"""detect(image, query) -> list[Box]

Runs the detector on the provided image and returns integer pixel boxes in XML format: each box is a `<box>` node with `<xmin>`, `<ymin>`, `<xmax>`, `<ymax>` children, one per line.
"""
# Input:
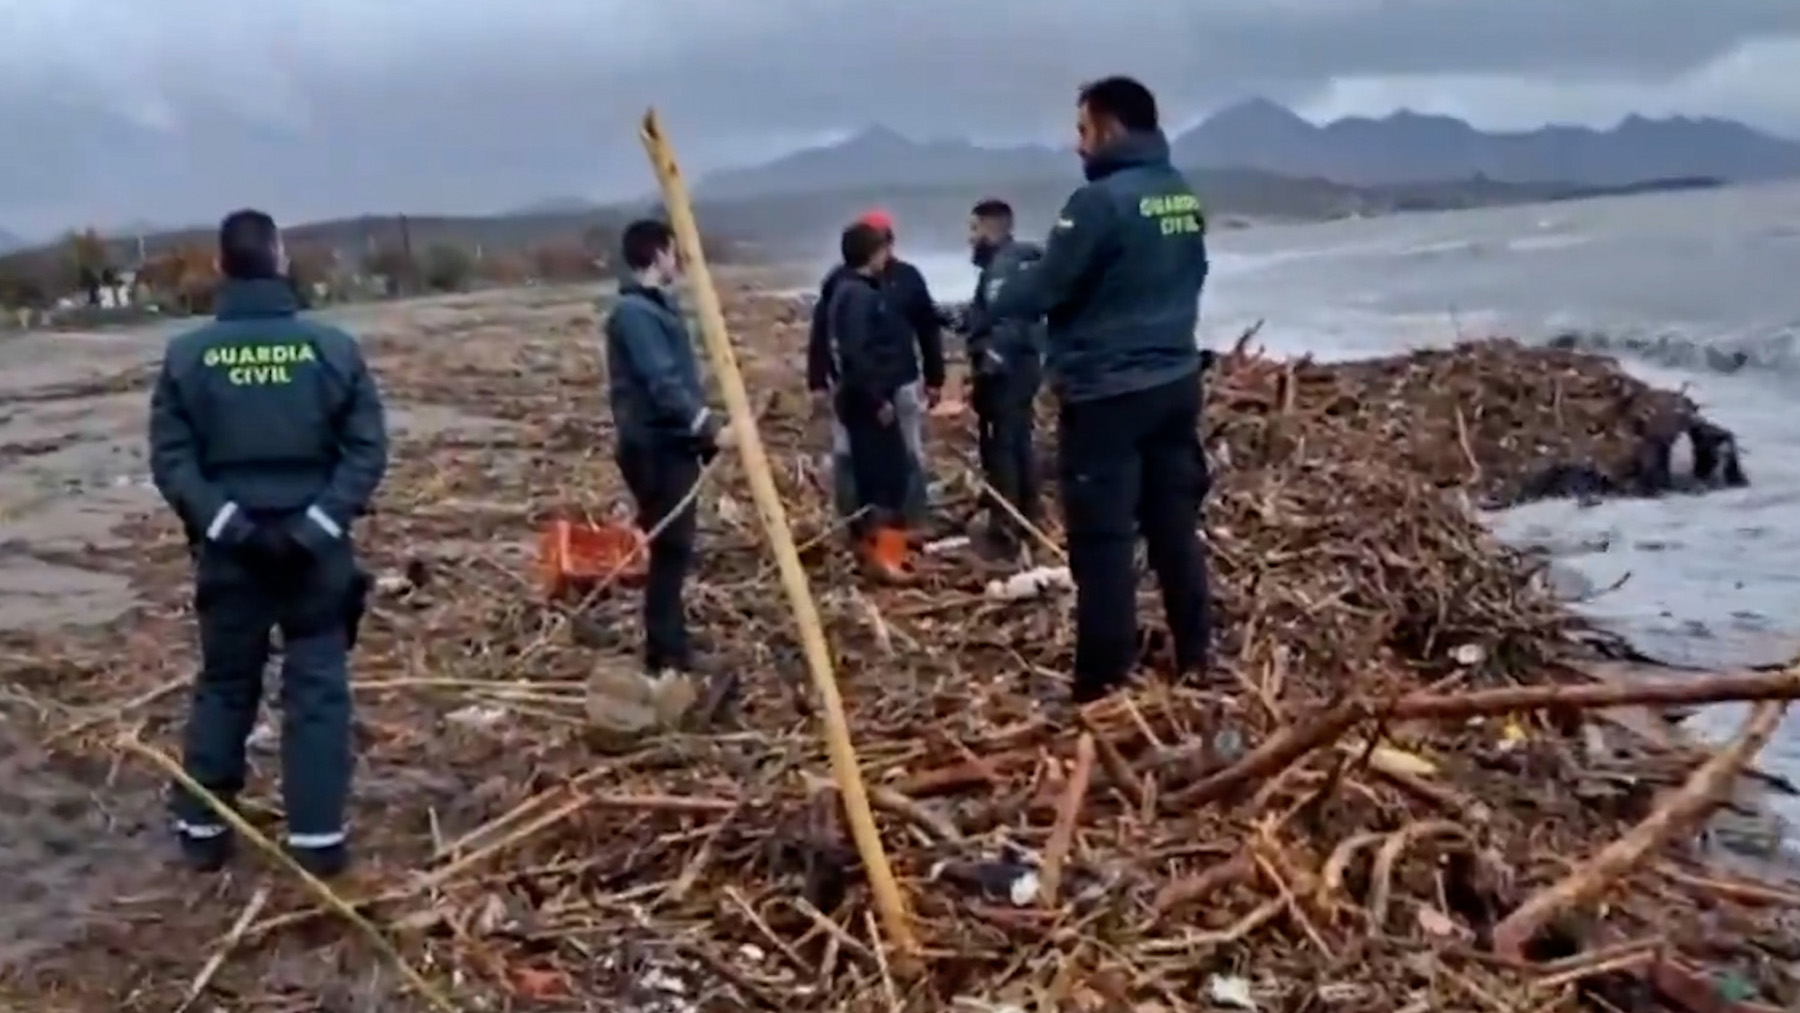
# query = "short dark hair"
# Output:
<box><xmin>971</xmin><ymin>198</ymin><xmax>1013</xmax><ymax>224</ymax></box>
<box><xmin>218</xmin><ymin>209</ymin><xmax>281</xmax><ymax>279</ymax></box>
<box><xmin>840</xmin><ymin>222</ymin><xmax>888</xmax><ymax>269</ymax></box>
<box><xmin>1078</xmin><ymin>76</ymin><xmax>1159</xmax><ymax>133</ymax></box>
<box><xmin>620</xmin><ymin>219</ymin><xmax>675</xmax><ymax>272</ymax></box>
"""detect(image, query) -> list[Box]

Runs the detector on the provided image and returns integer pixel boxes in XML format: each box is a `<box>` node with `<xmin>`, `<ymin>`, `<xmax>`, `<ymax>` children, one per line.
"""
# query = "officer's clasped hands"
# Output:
<box><xmin>244</xmin><ymin>521</ymin><xmax>307</xmax><ymax>570</ymax></box>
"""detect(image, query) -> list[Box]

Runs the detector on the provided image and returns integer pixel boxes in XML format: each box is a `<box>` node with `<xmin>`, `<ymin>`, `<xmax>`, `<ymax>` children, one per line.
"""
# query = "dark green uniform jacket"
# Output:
<box><xmin>987</xmin><ymin>131</ymin><xmax>1209</xmax><ymax>402</ymax></box>
<box><xmin>965</xmin><ymin>237</ymin><xmax>1046</xmax><ymax>373</ymax></box>
<box><xmin>148</xmin><ymin>279</ymin><xmax>388</xmax><ymax>552</ymax></box>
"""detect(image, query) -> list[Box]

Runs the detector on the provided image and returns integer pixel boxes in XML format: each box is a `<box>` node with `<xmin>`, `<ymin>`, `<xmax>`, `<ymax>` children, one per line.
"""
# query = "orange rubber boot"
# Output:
<box><xmin>863</xmin><ymin>526</ymin><xmax>914</xmax><ymax>584</ymax></box>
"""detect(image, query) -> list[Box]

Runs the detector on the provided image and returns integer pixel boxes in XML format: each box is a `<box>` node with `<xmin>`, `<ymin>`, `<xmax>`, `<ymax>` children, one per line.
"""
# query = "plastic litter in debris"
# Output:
<box><xmin>984</xmin><ymin>564</ymin><xmax>1073</xmax><ymax>601</ymax></box>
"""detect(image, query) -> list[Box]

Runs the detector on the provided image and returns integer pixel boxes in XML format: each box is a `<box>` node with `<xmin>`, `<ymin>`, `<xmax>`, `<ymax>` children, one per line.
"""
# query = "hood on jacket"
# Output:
<box><xmin>1082</xmin><ymin>130</ymin><xmax>1172</xmax><ymax>182</ymax></box>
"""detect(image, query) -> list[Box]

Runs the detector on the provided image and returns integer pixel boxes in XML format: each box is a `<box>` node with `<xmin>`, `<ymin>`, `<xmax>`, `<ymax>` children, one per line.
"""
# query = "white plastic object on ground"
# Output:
<box><xmin>984</xmin><ymin>565</ymin><xmax>1073</xmax><ymax>601</ymax></box>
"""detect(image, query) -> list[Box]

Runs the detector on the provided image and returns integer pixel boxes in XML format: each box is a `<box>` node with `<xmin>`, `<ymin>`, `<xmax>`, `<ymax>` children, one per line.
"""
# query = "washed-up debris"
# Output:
<box><xmin>1306</xmin><ymin>337</ymin><xmax>1747</xmax><ymax>505</ymax></box>
<box><xmin>2</xmin><ymin>282</ymin><xmax>1796</xmax><ymax>1013</ymax></box>
<box><xmin>983</xmin><ymin>564</ymin><xmax>1072</xmax><ymax>601</ymax></box>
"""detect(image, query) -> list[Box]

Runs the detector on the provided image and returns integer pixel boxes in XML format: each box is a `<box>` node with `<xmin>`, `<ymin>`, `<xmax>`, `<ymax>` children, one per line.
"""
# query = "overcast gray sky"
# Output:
<box><xmin>3</xmin><ymin>0</ymin><xmax>1799</xmax><ymax>237</ymax></box>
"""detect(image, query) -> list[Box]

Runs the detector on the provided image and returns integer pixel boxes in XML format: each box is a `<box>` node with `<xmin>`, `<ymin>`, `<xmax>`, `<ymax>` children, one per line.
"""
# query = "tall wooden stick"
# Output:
<box><xmin>636</xmin><ymin>108</ymin><xmax>915</xmax><ymax>955</ymax></box>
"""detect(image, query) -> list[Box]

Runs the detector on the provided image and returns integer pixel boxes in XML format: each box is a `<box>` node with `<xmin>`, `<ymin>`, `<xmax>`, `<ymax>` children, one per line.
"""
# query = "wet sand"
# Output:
<box><xmin>0</xmin><ymin>324</ymin><xmax>181</xmax><ymax>980</ymax></box>
<box><xmin>0</xmin><ymin>290</ymin><xmax>551</xmax><ymax>988</ymax></box>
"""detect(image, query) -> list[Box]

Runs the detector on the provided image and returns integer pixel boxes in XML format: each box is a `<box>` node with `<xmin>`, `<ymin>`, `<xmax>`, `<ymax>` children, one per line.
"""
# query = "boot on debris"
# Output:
<box><xmin>585</xmin><ymin>664</ymin><xmax>691</xmax><ymax>744</ymax></box>
<box><xmin>975</xmin><ymin>521</ymin><xmax>1021</xmax><ymax>562</ymax></box>
<box><xmin>585</xmin><ymin>658</ymin><xmax>744</xmax><ymax>745</ymax></box>
<box><xmin>859</xmin><ymin>526</ymin><xmax>915</xmax><ymax>584</ymax></box>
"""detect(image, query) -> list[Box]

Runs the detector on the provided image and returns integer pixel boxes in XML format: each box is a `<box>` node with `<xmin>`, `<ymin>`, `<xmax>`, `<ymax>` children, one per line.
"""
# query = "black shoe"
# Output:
<box><xmin>177</xmin><ymin>829</ymin><xmax>235</xmax><ymax>872</ymax></box>
<box><xmin>288</xmin><ymin>842</ymin><xmax>351</xmax><ymax>879</ymax></box>
<box><xmin>1070</xmin><ymin>678</ymin><xmax>1121</xmax><ymax>705</ymax></box>
<box><xmin>975</xmin><ymin>524</ymin><xmax>1020</xmax><ymax>562</ymax></box>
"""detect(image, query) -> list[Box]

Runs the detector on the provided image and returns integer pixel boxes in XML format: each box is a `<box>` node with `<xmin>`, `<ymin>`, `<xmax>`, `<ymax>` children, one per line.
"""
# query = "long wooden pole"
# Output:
<box><xmin>636</xmin><ymin>108</ymin><xmax>916</xmax><ymax>955</ymax></box>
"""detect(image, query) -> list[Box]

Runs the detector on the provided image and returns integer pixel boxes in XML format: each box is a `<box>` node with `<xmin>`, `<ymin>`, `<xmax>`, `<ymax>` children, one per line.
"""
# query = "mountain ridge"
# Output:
<box><xmin>700</xmin><ymin>99</ymin><xmax>1800</xmax><ymax>199</ymax></box>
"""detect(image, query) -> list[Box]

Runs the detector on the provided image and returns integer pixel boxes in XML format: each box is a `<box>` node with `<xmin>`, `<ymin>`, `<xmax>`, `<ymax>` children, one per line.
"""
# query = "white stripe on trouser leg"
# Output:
<box><xmin>305</xmin><ymin>504</ymin><xmax>343</xmax><ymax>539</ymax></box>
<box><xmin>177</xmin><ymin>820</ymin><xmax>228</xmax><ymax>839</ymax></box>
<box><xmin>204</xmin><ymin>502</ymin><xmax>240</xmax><ymax>541</ymax></box>
<box><xmin>288</xmin><ymin>830</ymin><xmax>347</xmax><ymax>849</ymax></box>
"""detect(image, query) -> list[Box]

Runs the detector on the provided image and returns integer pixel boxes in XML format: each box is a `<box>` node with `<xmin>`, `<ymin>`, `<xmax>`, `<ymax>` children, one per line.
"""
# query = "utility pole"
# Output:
<box><xmin>397</xmin><ymin>214</ymin><xmax>415</xmax><ymax>295</ymax></box>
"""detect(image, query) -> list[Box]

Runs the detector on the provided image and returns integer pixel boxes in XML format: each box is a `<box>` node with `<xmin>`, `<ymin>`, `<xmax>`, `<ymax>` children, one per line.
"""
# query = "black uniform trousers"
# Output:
<box><xmin>972</xmin><ymin>358</ymin><xmax>1042</xmax><ymax>539</ymax></box>
<box><xmin>836</xmin><ymin>388</ymin><xmax>911</xmax><ymax>533</ymax></box>
<box><xmin>176</xmin><ymin>537</ymin><xmax>359</xmax><ymax>847</ymax></box>
<box><xmin>618</xmin><ymin>440</ymin><xmax>702</xmax><ymax>672</ymax></box>
<box><xmin>1056</xmin><ymin>373</ymin><xmax>1211</xmax><ymax>701</ymax></box>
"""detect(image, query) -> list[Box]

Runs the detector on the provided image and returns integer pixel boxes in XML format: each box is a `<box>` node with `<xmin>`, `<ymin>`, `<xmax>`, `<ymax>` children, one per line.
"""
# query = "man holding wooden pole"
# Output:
<box><xmin>639</xmin><ymin>110</ymin><xmax>916</xmax><ymax>956</ymax></box>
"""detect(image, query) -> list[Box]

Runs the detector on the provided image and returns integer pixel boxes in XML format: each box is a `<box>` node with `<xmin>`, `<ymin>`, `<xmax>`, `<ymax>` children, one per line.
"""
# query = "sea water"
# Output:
<box><xmin>909</xmin><ymin>183</ymin><xmax>1800</xmax><ymax>832</ymax></box>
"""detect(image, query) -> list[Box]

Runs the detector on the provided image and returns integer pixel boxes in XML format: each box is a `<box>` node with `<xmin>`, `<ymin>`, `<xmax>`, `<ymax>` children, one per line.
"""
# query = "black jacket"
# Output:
<box><xmin>988</xmin><ymin>131</ymin><xmax>1208</xmax><ymax>402</ymax></box>
<box><xmin>826</xmin><ymin>272</ymin><xmax>917</xmax><ymax>405</ymax></box>
<box><xmin>807</xmin><ymin>258</ymin><xmax>946</xmax><ymax>392</ymax></box>
<box><xmin>965</xmin><ymin>238</ymin><xmax>1046</xmax><ymax>374</ymax></box>
<box><xmin>605</xmin><ymin>283</ymin><xmax>719</xmax><ymax>451</ymax></box>
<box><xmin>148</xmin><ymin>278</ymin><xmax>388</xmax><ymax>553</ymax></box>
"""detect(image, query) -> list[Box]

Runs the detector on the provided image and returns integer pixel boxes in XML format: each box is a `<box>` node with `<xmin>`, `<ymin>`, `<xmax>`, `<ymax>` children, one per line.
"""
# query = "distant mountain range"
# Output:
<box><xmin>4</xmin><ymin>101</ymin><xmax>1791</xmax><ymax>266</ymax></box>
<box><xmin>700</xmin><ymin>98</ymin><xmax>1800</xmax><ymax>199</ymax></box>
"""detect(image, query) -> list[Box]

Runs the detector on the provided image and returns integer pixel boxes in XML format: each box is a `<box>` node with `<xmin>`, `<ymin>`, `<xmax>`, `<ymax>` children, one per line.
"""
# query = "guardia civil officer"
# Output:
<box><xmin>148</xmin><ymin>209</ymin><xmax>388</xmax><ymax>876</ymax></box>
<box><xmin>987</xmin><ymin>76</ymin><xmax>1211</xmax><ymax>703</ymax></box>
<box><xmin>962</xmin><ymin>198</ymin><xmax>1046</xmax><ymax>559</ymax></box>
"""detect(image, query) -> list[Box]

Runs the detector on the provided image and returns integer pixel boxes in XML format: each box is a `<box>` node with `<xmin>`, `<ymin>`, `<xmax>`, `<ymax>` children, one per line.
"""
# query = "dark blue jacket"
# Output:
<box><xmin>806</xmin><ymin>258</ymin><xmax>946</xmax><ymax>392</ymax></box>
<box><xmin>605</xmin><ymin>283</ymin><xmax>718</xmax><ymax>451</ymax></box>
<box><xmin>826</xmin><ymin>272</ymin><xmax>917</xmax><ymax>405</ymax></box>
<box><xmin>148</xmin><ymin>278</ymin><xmax>388</xmax><ymax>553</ymax></box>
<box><xmin>987</xmin><ymin>131</ymin><xmax>1209</xmax><ymax>402</ymax></box>
<box><xmin>965</xmin><ymin>237</ymin><xmax>1046</xmax><ymax>374</ymax></box>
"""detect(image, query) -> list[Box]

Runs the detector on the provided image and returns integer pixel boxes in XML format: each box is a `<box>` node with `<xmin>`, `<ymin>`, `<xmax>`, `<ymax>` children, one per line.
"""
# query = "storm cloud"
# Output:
<box><xmin>4</xmin><ymin>0</ymin><xmax>1799</xmax><ymax>235</ymax></box>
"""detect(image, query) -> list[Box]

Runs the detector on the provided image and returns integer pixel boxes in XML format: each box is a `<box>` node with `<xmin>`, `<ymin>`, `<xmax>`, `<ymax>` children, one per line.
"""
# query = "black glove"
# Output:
<box><xmin>239</xmin><ymin>523</ymin><xmax>307</xmax><ymax>574</ymax></box>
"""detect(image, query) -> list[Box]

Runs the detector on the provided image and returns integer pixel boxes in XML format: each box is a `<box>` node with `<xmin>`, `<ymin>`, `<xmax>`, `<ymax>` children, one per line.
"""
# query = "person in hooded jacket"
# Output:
<box><xmin>605</xmin><ymin>220</ymin><xmax>736</xmax><ymax>679</ymax></box>
<box><xmin>149</xmin><ymin>209</ymin><xmax>388</xmax><ymax>877</ymax></box>
<box><xmin>962</xmin><ymin>198</ymin><xmax>1047</xmax><ymax>558</ymax></box>
<box><xmin>986</xmin><ymin>76</ymin><xmax>1212</xmax><ymax>704</ymax></box>
<box><xmin>826</xmin><ymin>221</ymin><xmax>918</xmax><ymax>580</ymax></box>
<box><xmin>807</xmin><ymin>210</ymin><xmax>945</xmax><ymax>527</ymax></box>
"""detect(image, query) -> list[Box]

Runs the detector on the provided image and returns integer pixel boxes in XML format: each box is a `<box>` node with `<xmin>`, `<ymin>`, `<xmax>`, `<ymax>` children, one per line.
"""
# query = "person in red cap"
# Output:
<box><xmin>823</xmin><ymin>220</ymin><xmax>918</xmax><ymax>581</ymax></box>
<box><xmin>807</xmin><ymin>208</ymin><xmax>945</xmax><ymax>529</ymax></box>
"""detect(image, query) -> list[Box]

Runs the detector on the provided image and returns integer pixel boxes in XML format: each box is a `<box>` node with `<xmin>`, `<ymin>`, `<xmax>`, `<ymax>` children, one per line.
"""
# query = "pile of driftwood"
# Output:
<box><xmin>4</xmin><ymin>286</ymin><xmax>1794</xmax><ymax>1013</ymax></box>
<box><xmin>1315</xmin><ymin>338</ymin><xmax>1747</xmax><ymax>504</ymax></box>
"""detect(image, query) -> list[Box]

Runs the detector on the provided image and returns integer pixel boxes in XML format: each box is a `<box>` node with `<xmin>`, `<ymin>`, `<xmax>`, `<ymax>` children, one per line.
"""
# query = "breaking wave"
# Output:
<box><xmin>1544</xmin><ymin>324</ymin><xmax>1800</xmax><ymax>378</ymax></box>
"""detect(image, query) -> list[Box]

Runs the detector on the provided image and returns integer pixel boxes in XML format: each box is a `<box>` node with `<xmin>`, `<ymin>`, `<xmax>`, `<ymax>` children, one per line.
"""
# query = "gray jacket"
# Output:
<box><xmin>605</xmin><ymin>283</ymin><xmax>719</xmax><ymax>450</ymax></box>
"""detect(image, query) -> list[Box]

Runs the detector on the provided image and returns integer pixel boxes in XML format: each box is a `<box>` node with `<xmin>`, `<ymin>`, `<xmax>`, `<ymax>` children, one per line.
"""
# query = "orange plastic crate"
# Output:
<box><xmin>537</xmin><ymin>520</ymin><xmax>648</xmax><ymax>599</ymax></box>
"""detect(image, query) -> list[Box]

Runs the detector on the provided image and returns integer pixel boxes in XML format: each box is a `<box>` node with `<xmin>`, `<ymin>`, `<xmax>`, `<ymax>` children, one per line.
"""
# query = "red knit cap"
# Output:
<box><xmin>857</xmin><ymin>208</ymin><xmax>895</xmax><ymax>233</ymax></box>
